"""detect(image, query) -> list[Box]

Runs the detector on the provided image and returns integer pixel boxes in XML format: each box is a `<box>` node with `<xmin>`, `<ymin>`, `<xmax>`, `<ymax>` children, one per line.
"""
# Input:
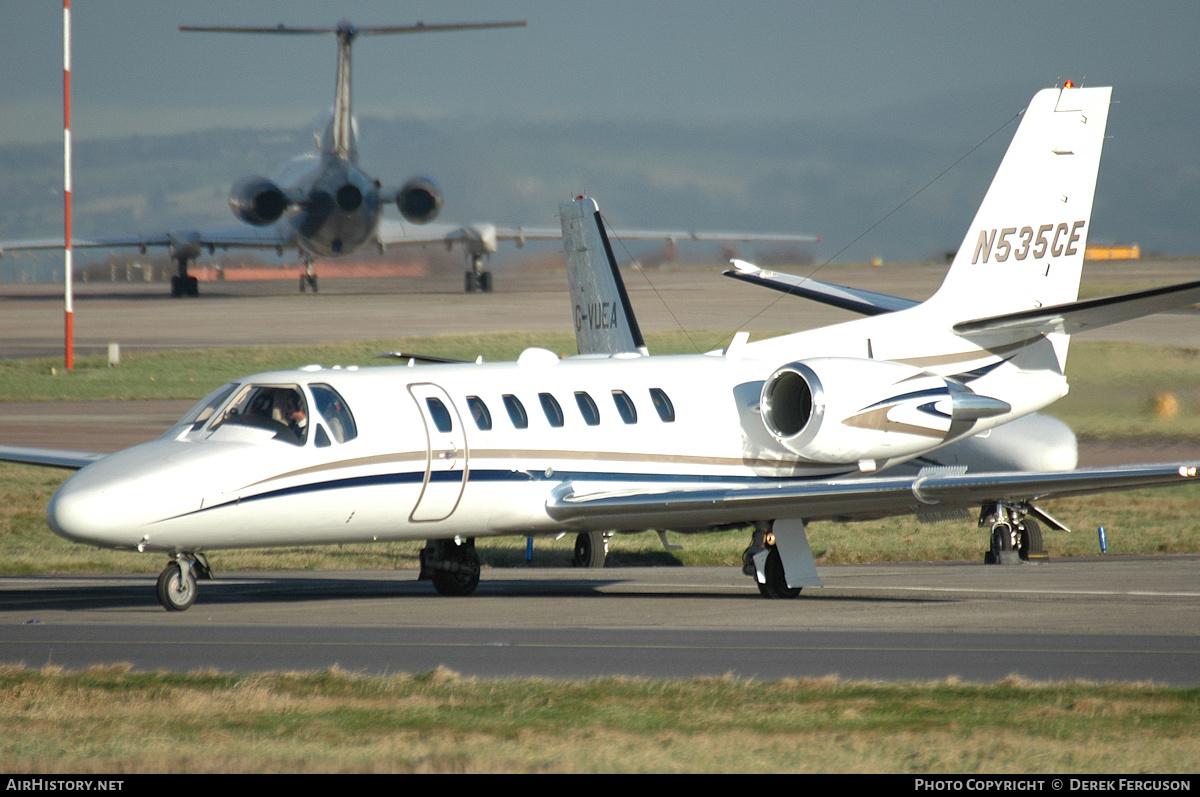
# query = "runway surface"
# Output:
<box><xmin>2</xmin><ymin>259</ymin><xmax>1199</xmax><ymax>683</ymax></box>
<box><xmin>3</xmin><ymin>257</ymin><xmax>1200</xmax><ymax>359</ymax></box>
<box><xmin>2</xmin><ymin>558</ymin><xmax>1198</xmax><ymax>683</ymax></box>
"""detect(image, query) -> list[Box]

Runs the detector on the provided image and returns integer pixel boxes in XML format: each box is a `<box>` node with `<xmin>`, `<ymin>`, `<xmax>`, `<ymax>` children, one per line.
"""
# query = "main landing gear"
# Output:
<box><xmin>742</xmin><ymin>523</ymin><xmax>800</xmax><ymax>599</ymax></box>
<box><xmin>420</xmin><ymin>538</ymin><xmax>481</xmax><ymax>596</ymax></box>
<box><xmin>155</xmin><ymin>553</ymin><xmax>213</xmax><ymax>611</ymax></box>
<box><xmin>464</xmin><ymin>254</ymin><xmax>493</xmax><ymax>293</ymax></box>
<box><xmin>980</xmin><ymin>502</ymin><xmax>1049</xmax><ymax>565</ymax></box>
<box><xmin>572</xmin><ymin>531</ymin><xmax>610</xmax><ymax>568</ymax></box>
<box><xmin>299</xmin><ymin>255</ymin><xmax>319</xmax><ymax>293</ymax></box>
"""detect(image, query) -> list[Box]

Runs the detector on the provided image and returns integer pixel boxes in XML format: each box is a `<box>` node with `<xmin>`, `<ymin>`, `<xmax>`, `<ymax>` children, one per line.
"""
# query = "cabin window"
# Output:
<box><xmin>503</xmin><ymin>394</ymin><xmax>528</xmax><ymax>429</ymax></box>
<box><xmin>612</xmin><ymin>390</ymin><xmax>637</xmax><ymax>424</ymax></box>
<box><xmin>467</xmin><ymin>396</ymin><xmax>492</xmax><ymax>430</ymax></box>
<box><xmin>310</xmin><ymin>384</ymin><xmax>357</xmax><ymax>443</ymax></box>
<box><xmin>650</xmin><ymin>388</ymin><xmax>675</xmax><ymax>422</ymax></box>
<box><xmin>425</xmin><ymin>397</ymin><xmax>454</xmax><ymax>433</ymax></box>
<box><xmin>574</xmin><ymin>391</ymin><xmax>600</xmax><ymax>426</ymax></box>
<box><xmin>212</xmin><ymin>384</ymin><xmax>309</xmax><ymax>446</ymax></box>
<box><xmin>539</xmin><ymin>393</ymin><xmax>565</xmax><ymax>428</ymax></box>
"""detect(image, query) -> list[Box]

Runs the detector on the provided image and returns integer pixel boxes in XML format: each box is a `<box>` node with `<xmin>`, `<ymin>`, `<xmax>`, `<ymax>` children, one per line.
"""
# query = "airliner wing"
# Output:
<box><xmin>546</xmin><ymin>462</ymin><xmax>1200</xmax><ymax>529</ymax></box>
<box><xmin>0</xmin><ymin>445</ymin><xmax>105</xmax><ymax>470</ymax></box>
<box><xmin>723</xmin><ymin>259</ymin><xmax>918</xmax><ymax>316</ymax></box>
<box><xmin>374</xmin><ymin>218</ymin><xmax>819</xmax><ymax>253</ymax></box>
<box><xmin>0</xmin><ymin>226</ymin><xmax>291</xmax><ymax>257</ymax></box>
<box><xmin>954</xmin><ymin>280</ymin><xmax>1200</xmax><ymax>338</ymax></box>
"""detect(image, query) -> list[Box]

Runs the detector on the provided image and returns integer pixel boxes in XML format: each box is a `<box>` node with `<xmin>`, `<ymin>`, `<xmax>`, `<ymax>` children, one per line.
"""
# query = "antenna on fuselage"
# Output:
<box><xmin>179</xmin><ymin>19</ymin><xmax>527</xmax><ymax>160</ymax></box>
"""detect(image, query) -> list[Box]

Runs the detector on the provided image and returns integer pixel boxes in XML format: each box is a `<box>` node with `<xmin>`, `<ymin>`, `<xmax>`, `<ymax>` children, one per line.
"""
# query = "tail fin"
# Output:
<box><xmin>928</xmin><ymin>86</ymin><xmax>1112</xmax><ymax>316</ymax></box>
<box><xmin>559</xmin><ymin>197</ymin><xmax>648</xmax><ymax>356</ymax></box>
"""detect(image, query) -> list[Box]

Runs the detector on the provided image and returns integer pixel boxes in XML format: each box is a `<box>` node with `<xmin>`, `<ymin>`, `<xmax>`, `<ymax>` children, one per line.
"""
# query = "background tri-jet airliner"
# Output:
<box><xmin>2</xmin><ymin>84</ymin><xmax>1200</xmax><ymax>611</ymax></box>
<box><xmin>0</xmin><ymin>18</ymin><xmax>818</xmax><ymax>295</ymax></box>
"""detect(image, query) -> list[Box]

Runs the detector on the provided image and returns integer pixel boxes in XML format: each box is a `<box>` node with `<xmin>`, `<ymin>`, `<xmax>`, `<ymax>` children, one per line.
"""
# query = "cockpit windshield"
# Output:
<box><xmin>211</xmin><ymin>384</ymin><xmax>310</xmax><ymax>446</ymax></box>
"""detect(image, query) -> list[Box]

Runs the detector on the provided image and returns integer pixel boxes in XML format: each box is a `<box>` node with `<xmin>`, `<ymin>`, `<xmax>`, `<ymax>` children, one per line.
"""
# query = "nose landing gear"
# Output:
<box><xmin>155</xmin><ymin>553</ymin><xmax>212</xmax><ymax>611</ymax></box>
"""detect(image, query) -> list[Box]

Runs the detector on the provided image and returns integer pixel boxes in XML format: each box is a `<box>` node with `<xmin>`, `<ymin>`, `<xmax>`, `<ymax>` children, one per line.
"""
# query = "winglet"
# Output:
<box><xmin>558</xmin><ymin>197</ymin><xmax>648</xmax><ymax>356</ymax></box>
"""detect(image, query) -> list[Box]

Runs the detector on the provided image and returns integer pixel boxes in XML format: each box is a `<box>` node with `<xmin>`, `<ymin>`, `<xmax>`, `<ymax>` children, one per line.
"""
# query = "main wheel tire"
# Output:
<box><xmin>572</xmin><ymin>531</ymin><xmax>608</xmax><ymax>568</ymax></box>
<box><xmin>431</xmin><ymin>568</ymin><xmax>480</xmax><ymax>596</ymax></box>
<box><xmin>156</xmin><ymin>563</ymin><xmax>197</xmax><ymax>611</ymax></box>
<box><xmin>758</xmin><ymin>547</ymin><xmax>801</xmax><ymax>599</ymax></box>
<box><xmin>465</xmin><ymin>271</ymin><xmax>478</xmax><ymax>292</ymax></box>
<box><xmin>1018</xmin><ymin>519</ymin><xmax>1045</xmax><ymax>560</ymax></box>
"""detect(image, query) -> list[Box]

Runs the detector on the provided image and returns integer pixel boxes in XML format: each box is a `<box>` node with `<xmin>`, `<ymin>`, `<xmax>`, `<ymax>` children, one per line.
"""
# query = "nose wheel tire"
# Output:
<box><xmin>156</xmin><ymin>563</ymin><xmax>197</xmax><ymax>611</ymax></box>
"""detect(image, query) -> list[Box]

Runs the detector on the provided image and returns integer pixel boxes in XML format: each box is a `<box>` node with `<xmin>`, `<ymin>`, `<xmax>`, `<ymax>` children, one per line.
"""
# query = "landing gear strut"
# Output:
<box><xmin>464</xmin><ymin>254</ymin><xmax>492</xmax><ymax>293</ymax></box>
<box><xmin>299</xmin><ymin>255</ymin><xmax>318</xmax><ymax>293</ymax></box>
<box><xmin>420</xmin><ymin>538</ymin><xmax>481</xmax><ymax>595</ymax></box>
<box><xmin>155</xmin><ymin>553</ymin><xmax>213</xmax><ymax>611</ymax></box>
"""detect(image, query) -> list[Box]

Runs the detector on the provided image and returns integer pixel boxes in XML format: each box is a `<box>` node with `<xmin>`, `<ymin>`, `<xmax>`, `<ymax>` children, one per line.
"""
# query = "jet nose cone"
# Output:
<box><xmin>46</xmin><ymin>474</ymin><xmax>136</xmax><ymax>549</ymax></box>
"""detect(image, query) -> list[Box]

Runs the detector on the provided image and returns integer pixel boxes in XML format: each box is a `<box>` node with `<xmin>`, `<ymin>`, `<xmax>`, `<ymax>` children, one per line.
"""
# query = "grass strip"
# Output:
<box><xmin>2</xmin><ymin>665</ymin><xmax>1197</xmax><ymax>773</ymax></box>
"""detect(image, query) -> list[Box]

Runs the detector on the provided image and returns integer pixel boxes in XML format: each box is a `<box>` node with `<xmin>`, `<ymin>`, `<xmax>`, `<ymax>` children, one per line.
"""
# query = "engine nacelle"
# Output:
<box><xmin>396</xmin><ymin>177</ymin><xmax>443</xmax><ymax>224</ymax></box>
<box><xmin>760</xmin><ymin>357</ymin><xmax>1011</xmax><ymax>466</ymax></box>
<box><xmin>229</xmin><ymin>176</ymin><xmax>288</xmax><ymax>227</ymax></box>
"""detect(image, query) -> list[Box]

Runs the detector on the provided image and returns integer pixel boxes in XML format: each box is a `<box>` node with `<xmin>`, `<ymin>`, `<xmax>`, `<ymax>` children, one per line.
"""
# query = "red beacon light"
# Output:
<box><xmin>1063</xmin><ymin>80</ymin><xmax>1075</xmax><ymax>88</ymax></box>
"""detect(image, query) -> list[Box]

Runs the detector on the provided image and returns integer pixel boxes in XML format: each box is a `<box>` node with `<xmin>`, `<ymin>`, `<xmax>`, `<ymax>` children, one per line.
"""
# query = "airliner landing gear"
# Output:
<box><xmin>420</xmin><ymin>538</ymin><xmax>481</xmax><ymax>596</ymax></box>
<box><xmin>299</xmin><ymin>255</ymin><xmax>318</xmax><ymax>293</ymax></box>
<box><xmin>464</xmin><ymin>254</ymin><xmax>492</xmax><ymax>292</ymax></box>
<box><xmin>572</xmin><ymin>531</ymin><xmax>610</xmax><ymax>568</ymax></box>
<box><xmin>981</xmin><ymin>503</ymin><xmax>1049</xmax><ymax>564</ymax></box>
<box><xmin>169</xmin><ymin>255</ymin><xmax>199</xmax><ymax>297</ymax></box>
<box><xmin>155</xmin><ymin>553</ymin><xmax>213</xmax><ymax>611</ymax></box>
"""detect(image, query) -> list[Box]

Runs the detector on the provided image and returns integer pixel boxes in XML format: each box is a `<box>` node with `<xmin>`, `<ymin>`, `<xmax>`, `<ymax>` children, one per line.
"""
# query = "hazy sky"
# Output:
<box><xmin>5</xmin><ymin>1</ymin><xmax>1199</xmax><ymax>142</ymax></box>
<box><xmin>3</xmin><ymin>2</ymin><xmax>1199</xmax><ymax>260</ymax></box>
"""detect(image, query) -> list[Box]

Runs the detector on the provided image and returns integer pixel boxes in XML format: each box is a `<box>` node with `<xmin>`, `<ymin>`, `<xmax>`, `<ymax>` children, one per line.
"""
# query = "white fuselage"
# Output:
<box><xmin>46</xmin><ymin>305</ymin><xmax>1069</xmax><ymax>556</ymax></box>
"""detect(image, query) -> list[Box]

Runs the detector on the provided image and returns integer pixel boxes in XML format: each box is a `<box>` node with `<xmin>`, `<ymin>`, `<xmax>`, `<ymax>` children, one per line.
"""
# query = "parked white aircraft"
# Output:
<box><xmin>0</xmin><ymin>18</ymin><xmax>817</xmax><ymax>295</ymax></box>
<box><xmin>3</xmin><ymin>85</ymin><xmax>1199</xmax><ymax>611</ymax></box>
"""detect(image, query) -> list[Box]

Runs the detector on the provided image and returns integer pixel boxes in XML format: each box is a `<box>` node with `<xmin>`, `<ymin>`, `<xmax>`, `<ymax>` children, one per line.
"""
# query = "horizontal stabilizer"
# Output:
<box><xmin>953</xmin><ymin>279</ymin><xmax>1200</xmax><ymax>338</ymax></box>
<box><xmin>724</xmin><ymin>259</ymin><xmax>917</xmax><ymax>316</ymax></box>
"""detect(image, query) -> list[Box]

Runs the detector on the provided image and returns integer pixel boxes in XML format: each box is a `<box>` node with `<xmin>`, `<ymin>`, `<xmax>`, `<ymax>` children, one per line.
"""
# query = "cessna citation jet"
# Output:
<box><xmin>0</xmin><ymin>18</ymin><xmax>817</xmax><ymax>295</ymax></box>
<box><xmin>3</xmin><ymin>84</ymin><xmax>1200</xmax><ymax>611</ymax></box>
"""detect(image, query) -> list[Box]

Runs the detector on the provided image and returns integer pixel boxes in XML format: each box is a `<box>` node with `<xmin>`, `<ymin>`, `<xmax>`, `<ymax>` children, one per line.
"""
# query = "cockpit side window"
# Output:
<box><xmin>310</xmin><ymin>384</ymin><xmax>358</xmax><ymax>443</ymax></box>
<box><xmin>212</xmin><ymin>384</ymin><xmax>309</xmax><ymax>446</ymax></box>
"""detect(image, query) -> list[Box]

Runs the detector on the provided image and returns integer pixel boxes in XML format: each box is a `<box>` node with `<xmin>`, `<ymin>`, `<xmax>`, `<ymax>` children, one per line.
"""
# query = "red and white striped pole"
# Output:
<box><xmin>63</xmin><ymin>0</ymin><xmax>74</xmax><ymax>370</ymax></box>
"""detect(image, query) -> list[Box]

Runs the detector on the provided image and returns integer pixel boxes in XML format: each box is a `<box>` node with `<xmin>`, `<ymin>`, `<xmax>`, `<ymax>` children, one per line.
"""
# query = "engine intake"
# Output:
<box><xmin>229</xmin><ymin>177</ymin><xmax>288</xmax><ymax>227</ymax></box>
<box><xmin>397</xmin><ymin>177</ymin><xmax>443</xmax><ymax>224</ymax></box>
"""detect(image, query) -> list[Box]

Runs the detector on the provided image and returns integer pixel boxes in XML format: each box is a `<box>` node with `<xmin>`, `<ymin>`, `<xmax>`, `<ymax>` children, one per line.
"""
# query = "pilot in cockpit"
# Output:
<box><xmin>280</xmin><ymin>390</ymin><xmax>308</xmax><ymax>442</ymax></box>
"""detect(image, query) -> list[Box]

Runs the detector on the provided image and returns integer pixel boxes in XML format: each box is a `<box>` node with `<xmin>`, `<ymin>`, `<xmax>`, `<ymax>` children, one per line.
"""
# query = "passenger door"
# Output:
<box><xmin>407</xmin><ymin>383</ymin><xmax>468</xmax><ymax>522</ymax></box>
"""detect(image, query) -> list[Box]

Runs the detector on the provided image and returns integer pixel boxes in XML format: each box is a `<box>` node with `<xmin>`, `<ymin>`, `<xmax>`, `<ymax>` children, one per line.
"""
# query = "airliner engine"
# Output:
<box><xmin>759</xmin><ymin>358</ymin><xmax>1011</xmax><ymax>466</ymax></box>
<box><xmin>229</xmin><ymin>177</ymin><xmax>289</xmax><ymax>226</ymax></box>
<box><xmin>396</xmin><ymin>177</ymin><xmax>443</xmax><ymax>224</ymax></box>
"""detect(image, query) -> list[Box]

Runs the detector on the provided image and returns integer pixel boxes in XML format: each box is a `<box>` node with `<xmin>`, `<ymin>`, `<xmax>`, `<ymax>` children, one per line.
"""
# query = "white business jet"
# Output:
<box><xmin>3</xmin><ymin>84</ymin><xmax>1200</xmax><ymax>610</ymax></box>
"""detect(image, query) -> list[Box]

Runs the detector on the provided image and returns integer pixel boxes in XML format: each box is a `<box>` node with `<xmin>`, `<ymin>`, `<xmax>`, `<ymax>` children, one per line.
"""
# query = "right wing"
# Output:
<box><xmin>546</xmin><ymin>461</ymin><xmax>1200</xmax><ymax>531</ymax></box>
<box><xmin>0</xmin><ymin>445</ymin><xmax>106</xmax><ymax>471</ymax></box>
